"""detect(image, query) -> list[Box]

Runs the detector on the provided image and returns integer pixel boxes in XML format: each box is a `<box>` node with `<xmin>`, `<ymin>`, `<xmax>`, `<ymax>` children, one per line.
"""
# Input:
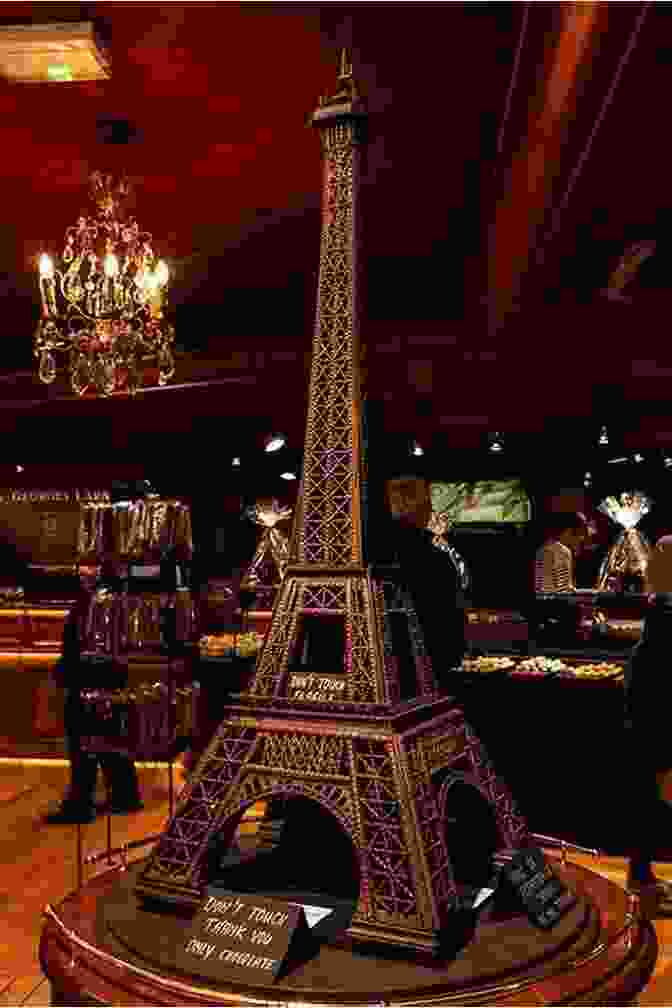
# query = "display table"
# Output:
<box><xmin>456</xmin><ymin>658</ymin><xmax>637</xmax><ymax>855</ymax></box>
<box><xmin>40</xmin><ymin>855</ymin><xmax>656</xmax><ymax>1006</ymax></box>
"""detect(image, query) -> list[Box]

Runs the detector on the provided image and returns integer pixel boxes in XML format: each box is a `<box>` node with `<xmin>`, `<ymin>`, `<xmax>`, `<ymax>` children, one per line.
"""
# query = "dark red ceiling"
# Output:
<box><xmin>0</xmin><ymin>2</ymin><xmax>669</xmax><ymax>462</ymax></box>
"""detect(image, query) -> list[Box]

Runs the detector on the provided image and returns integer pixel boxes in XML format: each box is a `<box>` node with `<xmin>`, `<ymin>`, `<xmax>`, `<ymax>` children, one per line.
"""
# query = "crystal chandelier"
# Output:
<box><xmin>35</xmin><ymin>172</ymin><xmax>175</xmax><ymax>396</ymax></box>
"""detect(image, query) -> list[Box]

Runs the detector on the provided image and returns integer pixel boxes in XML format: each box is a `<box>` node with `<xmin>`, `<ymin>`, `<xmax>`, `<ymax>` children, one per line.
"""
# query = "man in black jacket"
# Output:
<box><xmin>44</xmin><ymin>572</ymin><xmax>143</xmax><ymax>825</ymax></box>
<box><xmin>380</xmin><ymin>473</ymin><xmax>466</xmax><ymax>683</ymax></box>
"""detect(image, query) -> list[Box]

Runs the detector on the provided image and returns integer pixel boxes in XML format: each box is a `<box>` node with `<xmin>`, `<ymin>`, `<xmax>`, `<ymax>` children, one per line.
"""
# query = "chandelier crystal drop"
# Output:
<box><xmin>34</xmin><ymin>172</ymin><xmax>176</xmax><ymax>397</ymax></box>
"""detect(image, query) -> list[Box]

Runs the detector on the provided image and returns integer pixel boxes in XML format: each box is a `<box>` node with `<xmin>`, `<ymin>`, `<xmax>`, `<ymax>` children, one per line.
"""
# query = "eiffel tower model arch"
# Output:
<box><xmin>136</xmin><ymin>50</ymin><xmax>529</xmax><ymax>956</ymax></box>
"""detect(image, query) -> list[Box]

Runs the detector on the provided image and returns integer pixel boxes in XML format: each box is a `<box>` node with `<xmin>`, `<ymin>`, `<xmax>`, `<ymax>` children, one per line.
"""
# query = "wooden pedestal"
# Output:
<box><xmin>40</xmin><ymin>857</ymin><xmax>656</xmax><ymax>1006</ymax></box>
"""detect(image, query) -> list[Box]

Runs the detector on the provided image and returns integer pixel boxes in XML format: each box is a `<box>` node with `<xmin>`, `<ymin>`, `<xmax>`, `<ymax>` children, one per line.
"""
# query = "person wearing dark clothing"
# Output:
<box><xmin>624</xmin><ymin>539</ymin><xmax>672</xmax><ymax>910</ymax></box>
<box><xmin>381</xmin><ymin>474</ymin><xmax>466</xmax><ymax>682</ymax></box>
<box><xmin>44</xmin><ymin>576</ymin><xmax>143</xmax><ymax>825</ymax></box>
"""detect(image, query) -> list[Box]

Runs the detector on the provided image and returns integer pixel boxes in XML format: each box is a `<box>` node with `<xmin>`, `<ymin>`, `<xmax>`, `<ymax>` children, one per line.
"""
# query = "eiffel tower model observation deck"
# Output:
<box><xmin>135</xmin><ymin>51</ymin><xmax>529</xmax><ymax>956</ymax></box>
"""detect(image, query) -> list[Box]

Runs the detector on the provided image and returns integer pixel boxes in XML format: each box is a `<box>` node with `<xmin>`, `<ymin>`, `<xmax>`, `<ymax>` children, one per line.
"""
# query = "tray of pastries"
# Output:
<box><xmin>199</xmin><ymin>631</ymin><xmax>265</xmax><ymax>658</ymax></box>
<box><xmin>508</xmin><ymin>656</ymin><xmax>572</xmax><ymax>679</ymax></box>
<box><xmin>555</xmin><ymin>661</ymin><xmax>624</xmax><ymax>681</ymax></box>
<box><xmin>462</xmin><ymin>655</ymin><xmax>517</xmax><ymax>674</ymax></box>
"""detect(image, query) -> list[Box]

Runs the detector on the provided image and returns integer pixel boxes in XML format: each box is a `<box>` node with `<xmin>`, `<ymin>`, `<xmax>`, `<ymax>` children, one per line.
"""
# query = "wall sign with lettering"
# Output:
<box><xmin>288</xmin><ymin>673</ymin><xmax>347</xmax><ymax>702</ymax></box>
<box><xmin>174</xmin><ymin>887</ymin><xmax>311</xmax><ymax>984</ymax></box>
<box><xmin>500</xmin><ymin>847</ymin><xmax>577</xmax><ymax>930</ymax></box>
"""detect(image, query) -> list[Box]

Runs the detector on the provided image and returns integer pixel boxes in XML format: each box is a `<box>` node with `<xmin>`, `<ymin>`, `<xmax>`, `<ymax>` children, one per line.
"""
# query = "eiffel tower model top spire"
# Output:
<box><xmin>135</xmin><ymin>50</ymin><xmax>528</xmax><ymax>955</ymax></box>
<box><xmin>291</xmin><ymin>45</ymin><xmax>365</xmax><ymax>575</ymax></box>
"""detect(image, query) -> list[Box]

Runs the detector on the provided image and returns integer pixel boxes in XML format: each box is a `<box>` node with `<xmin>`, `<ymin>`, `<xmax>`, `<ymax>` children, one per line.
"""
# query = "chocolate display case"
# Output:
<box><xmin>0</xmin><ymin>492</ymin><xmax>197</xmax><ymax>755</ymax></box>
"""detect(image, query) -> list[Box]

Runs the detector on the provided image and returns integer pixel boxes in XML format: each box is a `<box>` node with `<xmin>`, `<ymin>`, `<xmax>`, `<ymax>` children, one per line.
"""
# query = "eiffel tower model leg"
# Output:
<box><xmin>135</xmin><ymin>49</ymin><xmax>529</xmax><ymax>956</ymax></box>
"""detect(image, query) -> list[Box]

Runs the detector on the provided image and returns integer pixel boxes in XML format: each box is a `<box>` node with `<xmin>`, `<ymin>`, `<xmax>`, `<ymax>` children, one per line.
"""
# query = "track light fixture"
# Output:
<box><xmin>488</xmin><ymin>432</ymin><xmax>504</xmax><ymax>453</ymax></box>
<box><xmin>411</xmin><ymin>440</ymin><xmax>424</xmax><ymax>457</ymax></box>
<box><xmin>599</xmin><ymin>426</ymin><xmax>609</xmax><ymax>446</ymax></box>
<box><xmin>633</xmin><ymin>453</ymin><xmax>644</xmax><ymax>464</ymax></box>
<box><xmin>231</xmin><ymin>457</ymin><xmax>241</xmax><ymax>468</ymax></box>
<box><xmin>665</xmin><ymin>457</ymin><xmax>672</xmax><ymax>470</ymax></box>
<box><xmin>264</xmin><ymin>433</ymin><xmax>286</xmax><ymax>453</ymax></box>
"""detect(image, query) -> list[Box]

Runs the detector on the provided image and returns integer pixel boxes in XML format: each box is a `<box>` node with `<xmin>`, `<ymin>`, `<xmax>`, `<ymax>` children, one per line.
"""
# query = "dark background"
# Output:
<box><xmin>0</xmin><ymin>3</ymin><xmax>669</xmax><ymax>585</ymax></box>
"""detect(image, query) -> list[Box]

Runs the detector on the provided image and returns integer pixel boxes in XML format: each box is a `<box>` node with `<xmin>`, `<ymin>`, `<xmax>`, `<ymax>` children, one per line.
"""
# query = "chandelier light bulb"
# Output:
<box><xmin>103</xmin><ymin>252</ymin><xmax>119</xmax><ymax>278</ymax></box>
<box><xmin>155</xmin><ymin>260</ymin><xmax>169</xmax><ymax>287</ymax></box>
<box><xmin>38</xmin><ymin>253</ymin><xmax>54</xmax><ymax>279</ymax></box>
<box><xmin>144</xmin><ymin>272</ymin><xmax>159</xmax><ymax>294</ymax></box>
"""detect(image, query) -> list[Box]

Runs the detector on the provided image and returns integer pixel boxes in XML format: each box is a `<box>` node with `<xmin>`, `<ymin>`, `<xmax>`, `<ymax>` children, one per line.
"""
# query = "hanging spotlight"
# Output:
<box><xmin>16</xmin><ymin>465</ymin><xmax>24</xmax><ymax>473</ymax></box>
<box><xmin>232</xmin><ymin>457</ymin><xmax>241</xmax><ymax>468</ymax></box>
<box><xmin>411</xmin><ymin>440</ymin><xmax>424</xmax><ymax>457</ymax></box>
<box><xmin>264</xmin><ymin>433</ymin><xmax>286</xmax><ymax>453</ymax></box>
<box><xmin>599</xmin><ymin>426</ymin><xmax>609</xmax><ymax>446</ymax></box>
<box><xmin>488</xmin><ymin>432</ymin><xmax>504</xmax><ymax>453</ymax></box>
<box><xmin>280</xmin><ymin>471</ymin><xmax>298</xmax><ymax>481</ymax></box>
<box><xmin>665</xmin><ymin>457</ymin><xmax>672</xmax><ymax>470</ymax></box>
<box><xmin>633</xmin><ymin>453</ymin><xmax>644</xmax><ymax>464</ymax></box>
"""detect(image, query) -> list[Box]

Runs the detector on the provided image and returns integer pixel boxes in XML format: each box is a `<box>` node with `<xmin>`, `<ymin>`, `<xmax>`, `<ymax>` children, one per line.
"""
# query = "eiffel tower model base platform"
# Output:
<box><xmin>41</xmin><ymin>854</ymin><xmax>656</xmax><ymax>1006</ymax></box>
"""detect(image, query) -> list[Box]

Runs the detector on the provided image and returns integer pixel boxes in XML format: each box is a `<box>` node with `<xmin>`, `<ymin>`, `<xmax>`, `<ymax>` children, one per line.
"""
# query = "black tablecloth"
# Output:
<box><xmin>457</xmin><ymin>674</ymin><xmax>645</xmax><ymax>856</ymax></box>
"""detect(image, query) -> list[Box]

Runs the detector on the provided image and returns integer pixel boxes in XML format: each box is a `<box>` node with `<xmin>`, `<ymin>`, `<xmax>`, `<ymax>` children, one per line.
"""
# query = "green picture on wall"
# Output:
<box><xmin>431</xmin><ymin>480</ymin><xmax>531</xmax><ymax>523</ymax></box>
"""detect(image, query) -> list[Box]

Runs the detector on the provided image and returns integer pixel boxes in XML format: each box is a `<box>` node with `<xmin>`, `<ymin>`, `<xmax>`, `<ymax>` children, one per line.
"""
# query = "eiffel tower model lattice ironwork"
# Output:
<box><xmin>135</xmin><ymin>50</ymin><xmax>529</xmax><ymax>956</ymax></box>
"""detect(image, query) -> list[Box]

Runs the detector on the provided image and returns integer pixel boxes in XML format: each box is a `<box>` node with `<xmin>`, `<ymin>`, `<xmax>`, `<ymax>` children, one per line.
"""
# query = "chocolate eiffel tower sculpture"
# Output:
<box><xmin>136</xmin><ymin>50</ymin><xmax>528</xmax><ymax>955</ymax></box>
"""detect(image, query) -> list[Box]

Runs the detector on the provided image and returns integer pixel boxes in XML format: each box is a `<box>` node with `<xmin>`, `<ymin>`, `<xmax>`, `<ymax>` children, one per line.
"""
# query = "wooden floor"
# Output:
<box><xmin>2</xmin><ymin>761</ymin><xmax>672</xmax><ymax>1007</ymax></box>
